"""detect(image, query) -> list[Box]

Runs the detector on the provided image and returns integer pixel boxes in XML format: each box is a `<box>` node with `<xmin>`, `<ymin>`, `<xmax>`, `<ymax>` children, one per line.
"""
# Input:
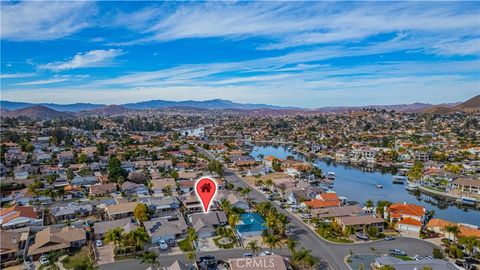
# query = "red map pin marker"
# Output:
<box><xmin>195</xmin><ymin>177</ymin><xmax>218</xmax><ymax>213</ymax></box>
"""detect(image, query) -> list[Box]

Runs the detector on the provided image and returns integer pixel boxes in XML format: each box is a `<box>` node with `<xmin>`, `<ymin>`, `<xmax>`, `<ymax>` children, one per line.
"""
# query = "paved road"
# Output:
<box><xmin>101</xmin><ymin>148</ymin><xmax>438</xmax><ymax>270</ymax></box>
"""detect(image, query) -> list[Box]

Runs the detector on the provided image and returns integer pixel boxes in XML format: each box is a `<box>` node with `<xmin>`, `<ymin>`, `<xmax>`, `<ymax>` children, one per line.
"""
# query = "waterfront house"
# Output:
<box><xmin>312</xmin><ymin>205</ymin><xmax>364</xmax><ymax>220</ymax></box>
<box><xmin>302</xmin><ymin>193</ymin><xmax>341</xmax><ymax>209</ymax></box>
<box><xmin>335</xmin><ymin>215</ymin><xmax>385</xmax><ymax>233</ymax></box>
<box><xmin>385</xmin><ymin>202</ymin><xmax>426</xmax><ymax>237</ymax></box>
<box><xmin>453</xmin><ymin>178</ymin><xmax>480</xmax><ymax>195</ymax></box>
<box><xmin>28</xmin><ymin>226</ymin><xmax>86</xmax><ymax>260</ymax></box>
<box><xmin>426</xmin><ymin>218</ymin><xmax>480</xmax><ymax>240</ymax></box>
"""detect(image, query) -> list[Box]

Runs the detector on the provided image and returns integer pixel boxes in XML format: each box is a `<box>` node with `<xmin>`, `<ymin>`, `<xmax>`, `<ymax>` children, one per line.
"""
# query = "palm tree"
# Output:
<box><xmin>140</xmin><ymin>251</ymin><xmax>158</xmax><ymax>268</ymax></box>
<box><xmin>305</xmin><ymin>254</ymin><xmax>318</xmax><ymax>270</ymax></box>
<box><xmin>262</xmin><ymin>234</ymin><xmax>281</xmax><ymax>252</ymax></box>
<box><xmin>187</xmin><ymin>227</ymin><xmax>198</xmax><ymax>244</ymax></box>
<box><xmin>46</xmin><ymin>251</ymin><xmax>61</xmax><ymax>270</ymax></box>
<box><xmin>286</xmin><ymin>239</ymin><xmax>297</xmax><ymax>255</ymax></box>
<box><xmin>293</xmin><ymin>247</ymin><xmax>314</xmax><ymax>268</ymax></box>
<box><xmin>240</xmin><ymin>187</ymin><xmax>251</xmax><ymax>199</ymax></box>
<box><xmin>186</xmin><ymin>252</ymin><xmax>196</xmax><ymax>266</ymax></box>
<box><xmin>228</xmin><ymin>213</ymin><xmax>240</xmax><ymax>231</ymax></box>
<box><xmin>443</xmin><ymin>225</ymin><xmax>460</xmax><ymax>243</ymax></box>
<box><xmin>219</xmin><ymin>198</ymin><xmax>232</xmax><ymax>216</ymax></box>
<box><xmin>126</xmin><ymin>227</ymin><xmax>150</xmax><ymax>250</ymax></box>
<box><xmin>246</xmin><ymin>240</ymin><xmax>261</xmax><ymax>255</ymax></box>
<box><xmin>265</xmin><ymin>178</ymin><xmax>274</xmax><ymax>191</ymax></box>
<box><xmin>278</xmin><ymin>183</ymin><xmax>287</xmax><ymax>202</ymax></box>
<box><xmin>364</xmin><ymin>199</ymin><xmax>374</xmax><ymax>212</ymax></box>
<box><xmin>459</xmin><ymin>236</ymin><xmax>480</xmax><ymax>254</ymax></box>
<box><xmin>104</xmin><ymin>227</ymin><xmax>125</xmax><ymax>249</ymax></box>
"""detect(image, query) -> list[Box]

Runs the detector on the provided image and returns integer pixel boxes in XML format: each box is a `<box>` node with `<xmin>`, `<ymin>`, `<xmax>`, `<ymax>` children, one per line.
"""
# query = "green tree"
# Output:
<box><xmin>407</xmin><ymin>161</ymin><xmax>423</xmax><ymax>181</ymax></box>
<box><xmin>108</xmin><ymin>157</ymin><xmax>127</xmax><ymax>182</ymax></box>
<box><xmin>104</xmin><ymin>227</ymin><xmax>124</xmax><ymax>249</ymax></box>
<box><xmin>186</xmin><ymin>252</ymin><xmax>196</xmax><ymax>266</ymax></box>
<box><xmin>133</xmin><ymin>203</ymin><xmax>149</xmax><ymax>223</ymax></box>
<box><xmin>140</xmin><ymin>251</ymin><xmax>158</xmax><ymax>268</ymax></box>
<box><xmin>246</xmin><ymin>240</ymin><xmax>261</xmax><ymax>255</ymax></box>
<box><xmin>126</xmin><ymin>227</ymin><xmax>149</xmax><ymax>250</ymax></box>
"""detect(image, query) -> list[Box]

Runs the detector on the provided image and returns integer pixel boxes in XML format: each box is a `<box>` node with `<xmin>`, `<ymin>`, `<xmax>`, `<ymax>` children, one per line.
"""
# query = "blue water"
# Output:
<box><xmin>250</xmin><ymin>145</ymin><xmax>480</xmax><ymax>225</ymax></box>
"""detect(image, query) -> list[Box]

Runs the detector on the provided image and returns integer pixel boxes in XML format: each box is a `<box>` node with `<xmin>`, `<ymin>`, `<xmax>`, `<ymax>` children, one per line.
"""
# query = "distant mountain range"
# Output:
<box><xmin>0</xmin><ymin>99</ymin><xmax>294</xmax><ymax>112</ymax></box>
<box><xmin>1</xmin><ymin>96</ymin><xmax>478</xmax><ymax>119</ymax></box>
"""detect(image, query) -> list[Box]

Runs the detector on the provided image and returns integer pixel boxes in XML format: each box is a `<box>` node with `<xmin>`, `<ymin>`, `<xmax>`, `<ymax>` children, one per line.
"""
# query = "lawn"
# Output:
<box><xmin>213</xmin><ymin>236</ymin><xmax>237</xmax><ymax>249</ymax></box>
<box><xmin>393</xmin><ymin>255</ymin><xmax>413</xmax><ymax>261</ymax></box>
<box><xmin>62</xmin><ymin>248</ymin><xmax>92</xmax><ymax>269</ymax></box>
<box><xmin>178</xmin><ymin>238</ymin><xmax>194</xmax><ymax>252</ymax></box>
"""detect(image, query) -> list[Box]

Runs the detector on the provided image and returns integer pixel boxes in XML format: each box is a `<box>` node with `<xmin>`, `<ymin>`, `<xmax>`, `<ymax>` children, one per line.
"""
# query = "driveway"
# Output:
<box><xmin>96</xmin><ymin>243</ymin><xmax>115</xmax><ymax>265</ymax></box>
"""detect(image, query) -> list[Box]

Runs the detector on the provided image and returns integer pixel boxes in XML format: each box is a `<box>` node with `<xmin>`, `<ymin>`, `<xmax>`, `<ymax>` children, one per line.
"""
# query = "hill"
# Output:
<box><xmin>3</xmin><ymin>105</ymin><xmax>73</xmax><ymax>119</ymax></box>
<box><xmin>421</xmin><ymin>95</ymin><xmax>479</xmax><ymax>114</ymax></box>
<box><xmin>78</xmin><ymin>105</ymin><xmax>131</xmax><ymax>116</ymax></box>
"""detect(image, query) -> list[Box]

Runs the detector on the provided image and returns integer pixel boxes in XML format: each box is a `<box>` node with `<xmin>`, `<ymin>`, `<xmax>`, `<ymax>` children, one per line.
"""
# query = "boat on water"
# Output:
<box><xmin>405</xmin><ymin>183</ymin><xmax>418</xmax><ymax>191</ymax></box>
<box><xmin>376</xmin><ymin>184</ymin><xmax>384</xmax><ymax>189</ymax></box>
<box><xmin>458</xmin><ymin>197</ymin><xmax>477</xmax><ymax>206</ymax></box>
<box><xmin>392</xmin><ymin>175</ymin><xmax>407</xmax><ymax>184</ymax></box>
<box><xmin>327</xmin><ymin>172</ymin><xmax>336</xmax><ymax>180</ymax></box>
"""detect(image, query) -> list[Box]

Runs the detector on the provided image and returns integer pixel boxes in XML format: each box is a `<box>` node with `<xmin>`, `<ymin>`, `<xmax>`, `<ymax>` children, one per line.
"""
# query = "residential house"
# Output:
<box><xmin>71</xmin><ymin>175</ymin><xmax>98</xmax><ymax>186</ymax></box>
<box><xmin>144</xmin><ymin>216</ymin><xmax>188</xmax><ymax>243</ymax></box>
<box><xmin>216</xmin><ymin>190</ymin><xmax>250</xmax><ymax>211</ymax></box>
<box><xmin>312</xmin><ymin>205</ymin><xmax>364</xmax><ymax>220</ymax></box>
<box><xmin>0</xmin><ymin>229</ymin><xmax>29</xmax><ymax>266</ymax></box>
<box><xmin>93</xmin><ymin>218</ymin><xmax>137</xmax><ymax>240</ymax></box>
<box><xmin>89</xmin><ymin>183</ymin><xmax>117</xmax><ymax>197</ymax></box>
<box><xmin>0</xmin><ymin>205</ymin><xmax>42</xmax><ymax>230</ymax></box>
<box><xmin>453</xmin><ymin>178</ymin><xmax>480</xmax><ymax>195</ymax></box>
<box><xmin>231</xmin><ymin>155</ymin><xmax>256</xmax><ymax>167</ymax></box>
<box><xmin>28</xmin><ymin>226</ymin><xmax>86</xmax><ymax>260</ymax></box>
<box><xmin>302</xmin><ymin>192</ymin><xmax>341</xmax><ymax>209</ymax></box>
<box><xmin>189</xmin><ymin>211</ymin><xmax>228</xmax><ymax>238</ymax></box>
<box><xmin>138</xmin><ymin>196</ymin><xmax>181</xmax><ymax>214</ymax></box>
<box><xmin>335</xmin><ymin>215</ymin><xmax>385</xmax><ymax>233</ymax></box>
<box><xmin>121</xmin><ymin>181</ymin><xmax>149</xmax><ymax>196</ymax></box>
<box><xmin>374</xmin><ymin>256</ymin><xmax>456</xmax><ymax>270</ymax></box>
<box><xmin>426</xmin><ymin>218</ymin><xmax>480</xmax><ymax>240</ymax></box>
<box><xmin>58</xmin><ymin>151</ymin><xmax>74</xmax><ymax>164</ymax></box>
<box><xmin>150</xmin><ymin>178</ymin><xmax>177</xmax><ymax>197</ymax></box>
<box><xmin>13</xmin><ymin>164</ymin><xmax>35</xmax><ymax>180</ymax></box>
<box><xmin>51</xmin><ymin>204</ymin><xmax>93</xmax><ymax>222</ymax></box>
<box><xmin>385</xmin><ymin>202</ymin><xmax>426</xmax><ymax>237</ymax></box>
<box><xmin>105</xmin><ymin>201</ymin><xmax>138</xmax><ymax>220</ymax></box>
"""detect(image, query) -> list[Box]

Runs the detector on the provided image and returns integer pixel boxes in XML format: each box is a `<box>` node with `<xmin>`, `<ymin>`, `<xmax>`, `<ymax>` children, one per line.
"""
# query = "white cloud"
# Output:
<box><xmin>0</xmin><ymin>1</ymin><xmax>96</xmax><ymax>41</ymax></box>
<box><xmin>0</xmin><ymin>73</ymin><xmax>36</xmax><ymax>79</ymax></box>
<box><xmin>14</xmin><ymin>78</ymin><xmax>68</xmax><ymax>86</ymax></box>
<box><xmin>38</xmin><ymin>49</ymin><xmax>123</xmax><ymax>72</ymax></box>
<box><xmin>113</xmin><ymin>2</ymin><xmax>480</xmax><ymax>56</ymax></box>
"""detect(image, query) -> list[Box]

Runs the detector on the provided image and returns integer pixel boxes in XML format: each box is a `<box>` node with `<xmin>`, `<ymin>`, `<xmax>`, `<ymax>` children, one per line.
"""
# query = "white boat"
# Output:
<box><xmin>405</xmin><ymin>183</ymin><xmax>418</xmax><ymax>191</ymax></box>
<box><xmin>376</xmin><ymin>184</ymin><xmax>384</xmax><ymax>189</ymax></box>
<box><xmin>458</xmin><ymin>197</ymin><xmax>477</xmax><ymax>206</ymax></box>
<box><xmin>392</xmin><ymin>175</ymin><xmax>407</xmax><ymax>184</ymax></box>
<box><xmin>327</xmin><ymin>172</ymin><xmax>336</xmax><ymax>180</ymax></box>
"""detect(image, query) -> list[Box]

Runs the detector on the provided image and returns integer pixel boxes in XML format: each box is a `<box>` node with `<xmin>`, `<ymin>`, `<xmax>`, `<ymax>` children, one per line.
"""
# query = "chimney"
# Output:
<box><xmin>12</xmin><ymin>236</ymin><xmax>17</xmax><ymax>244</ymax></box>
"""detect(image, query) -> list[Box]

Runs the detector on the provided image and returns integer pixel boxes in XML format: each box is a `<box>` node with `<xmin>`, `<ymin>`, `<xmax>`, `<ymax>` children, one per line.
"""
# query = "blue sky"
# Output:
<box><xmin>1</xmin><ymin>1</ymin><xmax>479</xmax><ymax>108</ymax></box>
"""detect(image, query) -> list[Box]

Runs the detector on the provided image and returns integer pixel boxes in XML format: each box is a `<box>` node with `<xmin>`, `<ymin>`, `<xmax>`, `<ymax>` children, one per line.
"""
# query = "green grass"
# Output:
<box><xmin>393</xmin><ymin>255</ymin><xmax>413</xmax><ymax>261</ymax></box>
<box><xmin>178</xmin><ymin>238</ymin><xmax>194</xmax><ymax>252</ymax></box>
<box><xmin>213</xmin><ymin>237</ymin><xmax>237</xmax><ymax>249</ymax></box>
<box><xmin>62</xmin><ymin>248</ymin><xmax>92</xmax><ymax>269</ymax></box>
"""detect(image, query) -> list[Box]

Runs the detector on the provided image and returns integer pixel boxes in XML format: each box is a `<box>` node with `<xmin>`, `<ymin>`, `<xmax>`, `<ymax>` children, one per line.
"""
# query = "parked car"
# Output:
<box><xmin>389</xmin><ymin>249</ymin><xmax>407</xmax><ymax>256</ymax></box>
<box><xmin>412</xmin><ymin>255</ymin><xmax>422</xmax><ymax>261</ymax></box>
<box><xmin>260</xmin><ymin>250</ymin><xmax>273</xmax><ymax>256</ymax></box>
<box><xmin>167</xmin><ymin>239</ymin><xmax>176</xmax><ymax>247</ymax></box>
<box><xmin>159</xmin><ymin>240</ymin><xmax>168</xmax><ymax>250</ymax></box>
<box><xmin>384</xmin><ymin>236</ymin><xmax>395</xmax><ymax>241</ymax></box>
<box><xmin>198</xmin><ymin>255</ymin><xmax>216</xmax><ymax>264</ymax></box>
<box><xmin>95</xmin><ymin>240</ymin><xmax>103</xmax><ymax>247</ymax></box>
<box><xmin>356</xmin><ymin>232</ymin><xmax>369</xmax><ymax>241</ymax></box>
<box><xmin>243</xmin><ymin>252</ymin><xmax>253</xmax><ymax>258</ymax></box>
<box><xmin>39</xmin><ymin>255</ymin><xmax>49</xmax><ymax>265</ymax></box>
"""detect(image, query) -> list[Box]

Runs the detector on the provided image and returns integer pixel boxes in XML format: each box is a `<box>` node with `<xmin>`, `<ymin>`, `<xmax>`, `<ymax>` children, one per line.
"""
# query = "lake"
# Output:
<box><xmin>250</xmin><ymin>145</ymin><xmax>480</xmax><ymax>225</ymax></box>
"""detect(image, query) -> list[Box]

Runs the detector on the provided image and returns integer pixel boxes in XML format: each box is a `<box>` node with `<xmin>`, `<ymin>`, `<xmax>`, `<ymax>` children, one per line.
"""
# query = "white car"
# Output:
<box><xmin>159</xmin><ymin>240</ymin><xmax>168</xmax><ymax>250</ymax></box>
<box><xmin>39</xmin><ymin>255</ymin><xmax>49</xmax><ymax>265</ymax></box>
<box><xmin>95</xmin><ymin>240</ymin><xmax>103</xmax><ymax>247</ymax></box>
